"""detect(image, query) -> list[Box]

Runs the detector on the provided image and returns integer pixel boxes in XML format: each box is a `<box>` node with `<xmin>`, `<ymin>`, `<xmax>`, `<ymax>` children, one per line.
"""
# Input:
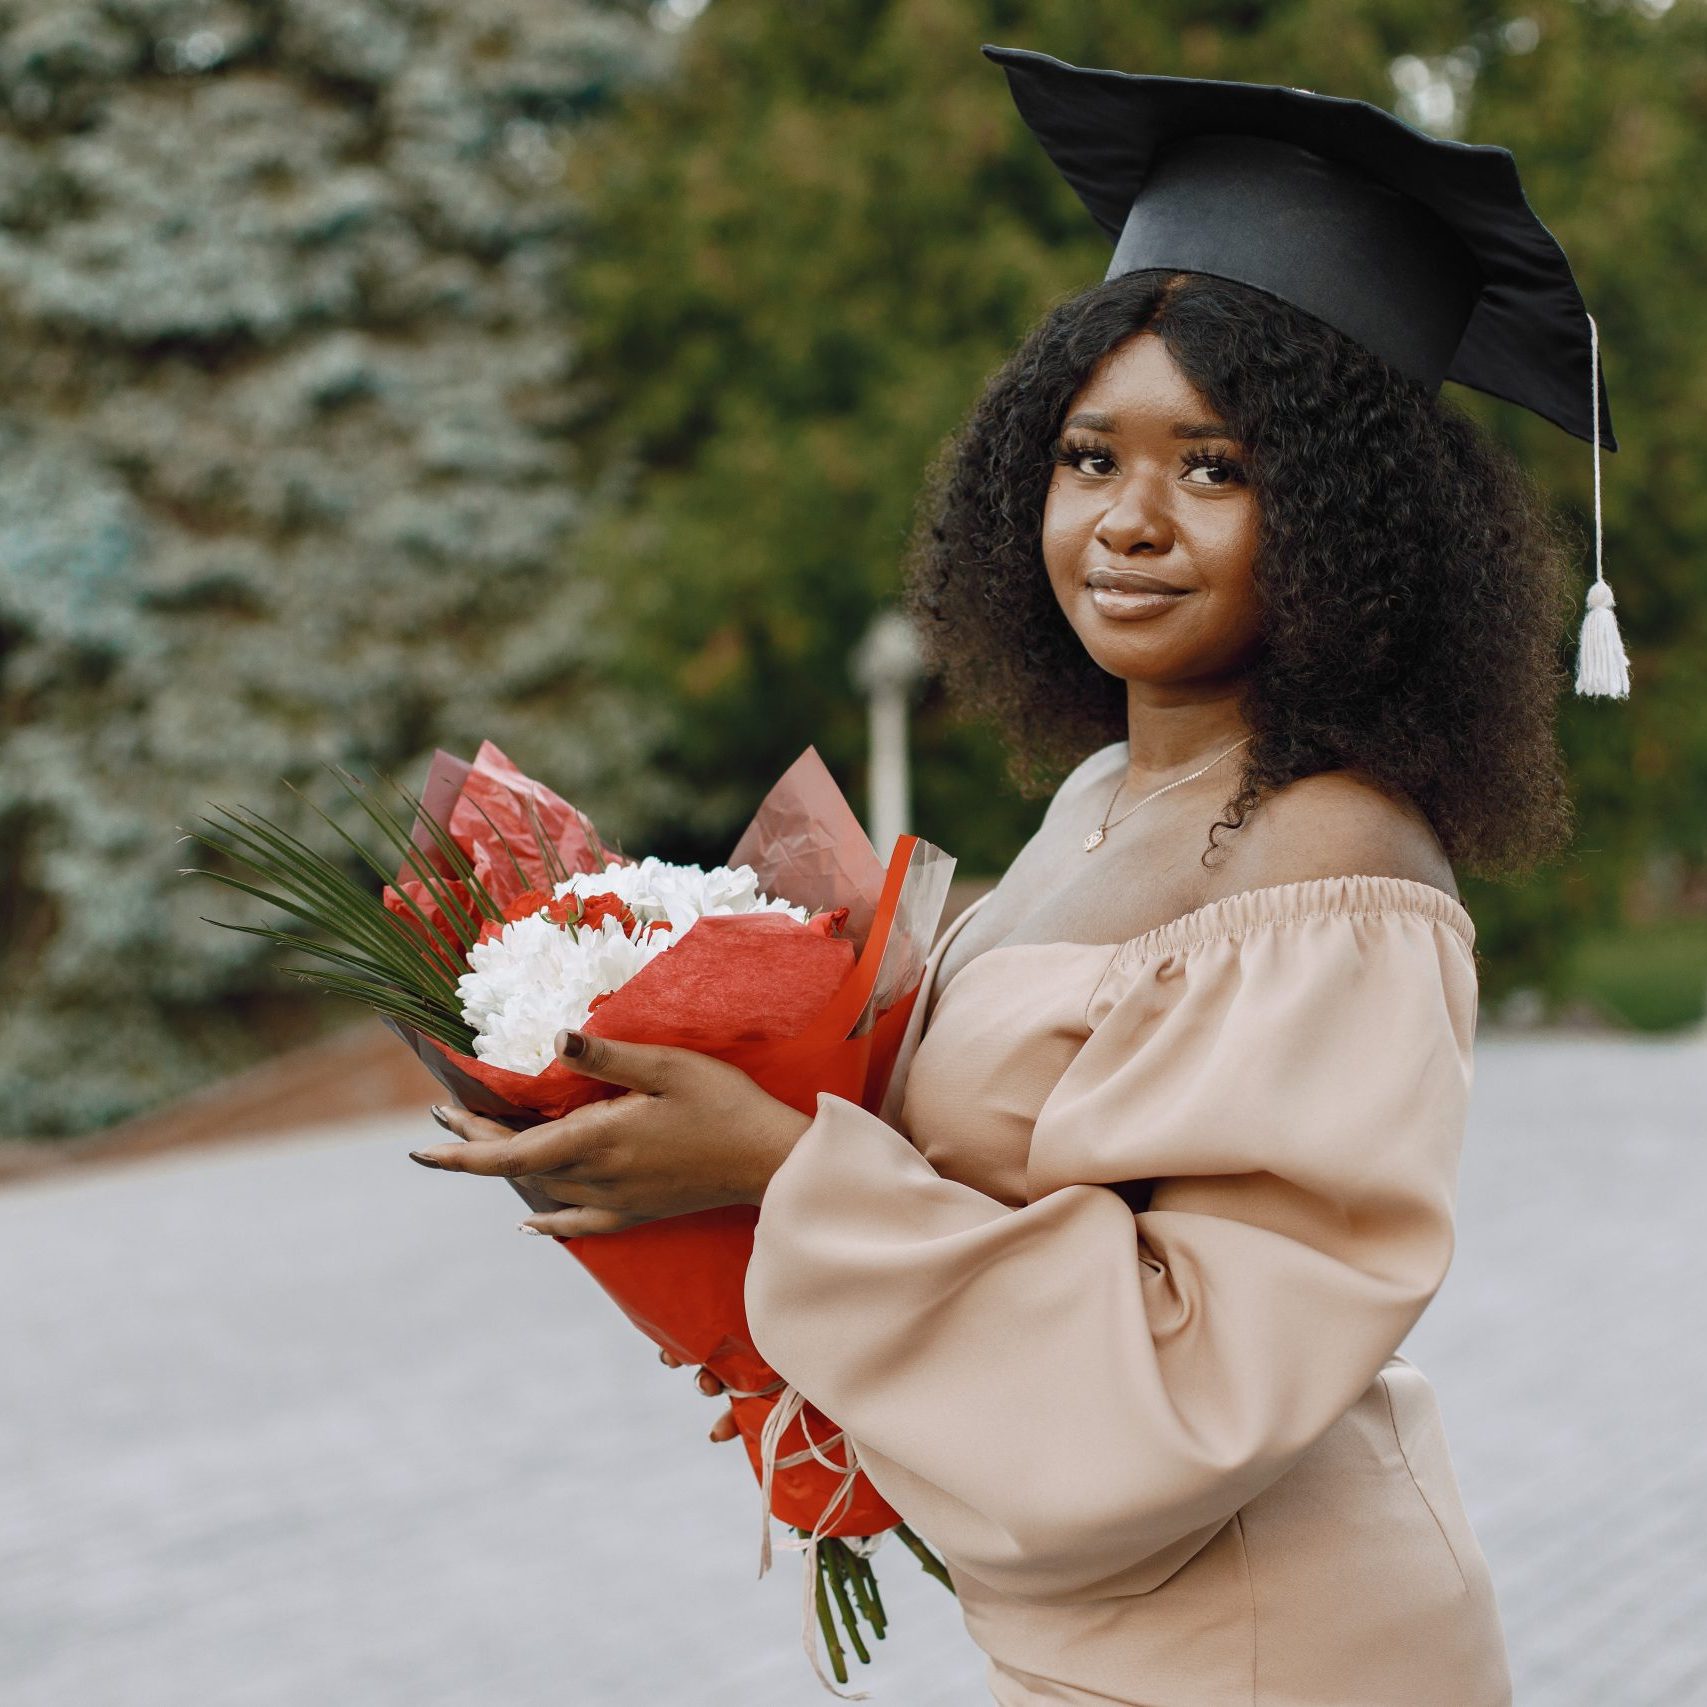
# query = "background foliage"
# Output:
<box><xmin>564</xmin><ymin>0</ymin><xmax>1707</xmax><ymax>1009</ymax></box>
<box><xmin>0</xmin><ymin>0</ymin><xmax>671</xmax><ymax>1136</ymax></box>
<box><xmin>3</xmin><ymin>0</ymin><xmax>1701</xmax><ymax>1137</ymax></box>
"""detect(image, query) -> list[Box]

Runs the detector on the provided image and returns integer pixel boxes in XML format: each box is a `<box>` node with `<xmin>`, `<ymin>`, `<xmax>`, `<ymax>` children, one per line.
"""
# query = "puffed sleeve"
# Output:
<box><xmin>742</xmin><ymin>886</ymin><xmax>1478</xmax><ymax>1604</ymax></box>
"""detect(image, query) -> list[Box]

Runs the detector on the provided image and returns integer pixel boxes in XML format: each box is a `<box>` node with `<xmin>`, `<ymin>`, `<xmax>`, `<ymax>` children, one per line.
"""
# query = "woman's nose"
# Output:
<box><xmin>1095</xmin><ymin>474</ymin><xmax>1173</xmax><ymax>555</ymax></box>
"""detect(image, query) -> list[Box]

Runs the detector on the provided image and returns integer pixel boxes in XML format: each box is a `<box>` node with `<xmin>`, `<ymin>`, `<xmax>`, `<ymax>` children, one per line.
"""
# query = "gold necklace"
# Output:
<box><xmin>1083</xmin><ymin>736</ymin><xmax>1254</xmax><ymax>852</ymax></box>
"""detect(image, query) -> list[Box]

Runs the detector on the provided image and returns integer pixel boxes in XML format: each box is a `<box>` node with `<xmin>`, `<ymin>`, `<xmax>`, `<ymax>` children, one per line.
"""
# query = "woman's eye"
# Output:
<box><xmin>1181</xmin><ymin>454</ymin><xmax>1245</xmax><ymax>487</ymax></box>
<box><xmin>1057</xmin><ymin>442</ymin><xmax>1116</xmax><ymax>475</ymax></box>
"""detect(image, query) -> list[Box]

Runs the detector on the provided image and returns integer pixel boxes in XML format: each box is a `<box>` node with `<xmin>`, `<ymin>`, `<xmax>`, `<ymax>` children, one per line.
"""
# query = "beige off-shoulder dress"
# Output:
<box><xmin>744</xmin><ymin>873</ymin><xmax>1514</xmax><ymax>1706</ymax></box>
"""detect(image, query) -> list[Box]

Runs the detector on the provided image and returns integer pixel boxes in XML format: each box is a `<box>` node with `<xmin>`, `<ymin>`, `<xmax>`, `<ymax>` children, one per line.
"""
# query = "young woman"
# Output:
<box><xmin>411</xmin><ymin>47</ymin><xmax>1621</xmax><ymax>1704</ymax></box>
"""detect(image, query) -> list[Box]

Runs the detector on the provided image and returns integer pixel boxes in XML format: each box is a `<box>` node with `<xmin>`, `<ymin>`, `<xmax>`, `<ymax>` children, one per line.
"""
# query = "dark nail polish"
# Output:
<box><xmin>555</xmin><ymin>1028</ymin><xmax>586</xmax><ymax>1058</ymax></box>
<box><xmin>409</xmin><ymin>1151</ymin><xmax>447</xmax><ymax>1169</ymax></box>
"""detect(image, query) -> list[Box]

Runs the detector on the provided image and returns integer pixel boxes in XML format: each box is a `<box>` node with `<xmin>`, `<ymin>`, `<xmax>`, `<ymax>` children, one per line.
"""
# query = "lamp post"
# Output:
<box><xmin>850</xmin><ymin>609</ymin><xmax>925</xmax><ymax>859</ymax></box>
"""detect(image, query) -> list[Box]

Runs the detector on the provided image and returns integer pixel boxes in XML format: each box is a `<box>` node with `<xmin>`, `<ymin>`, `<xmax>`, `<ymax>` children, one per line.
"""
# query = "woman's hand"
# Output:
<box><xmin>407</xmin><ymin>1028</ymin><xmax>814</xmax><ymax>1236</ymax></box>
<box><xmin>659</xmin><ymin>1348</ymin><xmax>739</xmax><ymax>1443</ymax></box>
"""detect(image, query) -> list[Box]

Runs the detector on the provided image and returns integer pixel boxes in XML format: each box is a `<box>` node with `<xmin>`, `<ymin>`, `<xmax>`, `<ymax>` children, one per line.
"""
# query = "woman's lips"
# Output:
<box><xmin>1088</xmin><ymin>585</ymin><xmax>1192</xmax><ymax>620</ymax></box>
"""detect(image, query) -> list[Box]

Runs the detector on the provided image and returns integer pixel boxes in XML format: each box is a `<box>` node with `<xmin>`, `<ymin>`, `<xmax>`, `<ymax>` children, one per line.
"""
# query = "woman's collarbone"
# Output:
<box><xmin>967</xmin><ymin>830</ymin><xmax>1227</xmax><ymax>956</ymax></box>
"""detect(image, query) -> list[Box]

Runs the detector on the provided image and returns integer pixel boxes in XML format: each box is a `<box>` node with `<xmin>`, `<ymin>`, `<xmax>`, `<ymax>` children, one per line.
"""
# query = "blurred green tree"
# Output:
<box><xmin>0</xmin><ymin>0</ymin><xmax>671</xmax><ymax>1137</ymax></box>
<box><xmin>1422</xmin><ymin>0</ymin><xmax>1707</xmax><ymax>1006</ymax></box>
<box><xmin>562</xmin><ymin>0</ymin><xmax>1706</xmax><ymax>1013</ymax></box>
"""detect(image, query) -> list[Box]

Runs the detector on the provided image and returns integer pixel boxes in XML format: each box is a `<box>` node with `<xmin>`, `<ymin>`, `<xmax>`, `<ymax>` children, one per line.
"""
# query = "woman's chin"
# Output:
<box><xmin>1077</xmin><ymin>630</ymin><xmax>1185</xmax><ymax>682</ymax></box>
<box><xmin>1071</xmin><ymin>604</ymin><xmax>1255</xmax><ymax>686</ymax></box>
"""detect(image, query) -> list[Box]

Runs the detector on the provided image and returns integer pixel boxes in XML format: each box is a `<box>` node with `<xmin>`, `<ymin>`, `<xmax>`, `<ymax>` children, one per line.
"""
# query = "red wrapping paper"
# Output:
<box><xmin>381</xmin><ymin>741</ymin><xmax>954</xmax><ymax>1539</ymax></box>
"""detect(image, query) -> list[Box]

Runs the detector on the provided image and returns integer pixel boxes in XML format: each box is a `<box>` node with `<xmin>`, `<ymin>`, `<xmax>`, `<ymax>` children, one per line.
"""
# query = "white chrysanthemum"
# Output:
<box><xmin>457</xmin><ymin>859</ymin><xmax>810</xmax><ymax>1074</ymax></box>
<box><xmin>457</xmin><ymin>912</ymin><xmax>670</xmax><ymax>1074</ymax></box>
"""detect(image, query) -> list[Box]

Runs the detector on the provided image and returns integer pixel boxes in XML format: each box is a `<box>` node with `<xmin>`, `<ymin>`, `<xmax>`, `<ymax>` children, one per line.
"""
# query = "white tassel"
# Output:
<box><xmin>1575</xmin><ymin>579</ymin><xmax>1630</xmax><ymax>698</ymax></box>
<box><xmin>1574</xmin><ymin>311</ymin><xmax>1631</xmax><ymax>699</ymax></box>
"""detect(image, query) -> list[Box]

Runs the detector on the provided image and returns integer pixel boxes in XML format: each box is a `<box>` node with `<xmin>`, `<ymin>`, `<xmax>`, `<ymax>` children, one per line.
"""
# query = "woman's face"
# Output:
<box><xmin>1042</xmin><ymin>330</ymin><xmax>1264</xmax><ymax>689</ymax></box>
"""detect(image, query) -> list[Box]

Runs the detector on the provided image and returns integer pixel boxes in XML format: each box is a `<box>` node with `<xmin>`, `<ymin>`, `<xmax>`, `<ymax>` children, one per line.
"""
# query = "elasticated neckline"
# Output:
<box><xmin>940</xmin><ymin>872</ymin><xmax>1474</xmax><ymax>969</ymax></box>
<box><xmin>1112</xmin><ymin>873</ymin><xmax>1475</xmax><ymax>964</ymax></box>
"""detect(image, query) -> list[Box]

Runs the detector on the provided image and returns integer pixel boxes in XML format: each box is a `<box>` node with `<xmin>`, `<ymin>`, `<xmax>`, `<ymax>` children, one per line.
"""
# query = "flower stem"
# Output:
<box><xmin>813</xmin><ymin>1544</ymin><xmax>849</xmax><ymax>1685</ymax></box>
<box><xmin>845</xmin><ymin>1548</ymin><xmax>884</xmax><ymax>1638</ymax></box>
<box><xmin>823</xmin><ymin>1542</ymin><xmax>871</xmax><ymax>1665</ymax></box>
<box><xmin>894</xmin><ymin>1521</ymin><xmax>956</xmax><ymax>1593</ymax></box>
<box><xmin>859</xmin><ymin>1553</ymin><xmax>888</xmax><ymax>1634</ymax></box>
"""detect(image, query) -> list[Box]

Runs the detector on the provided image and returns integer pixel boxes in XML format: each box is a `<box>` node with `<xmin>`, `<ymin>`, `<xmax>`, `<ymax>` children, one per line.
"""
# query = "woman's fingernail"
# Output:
<box><xmin>430</xmin><ymin>1106</ymin><xmax>454</xmax><ymax>1131</ymax></box>
<box><xmin>555</xmin><ymin>1028</ymin><xmax>586</xmax><ymax>1058</ymax></box>
<box><xmin>409</xmin><ymin>1151</ymin><xmax>447</xmax><ymax>1169</ymax></box>
<box><xmin>517</xmin><ymin>1222</ymin><xmax>547</xmax><ymax>1235</ymax></box>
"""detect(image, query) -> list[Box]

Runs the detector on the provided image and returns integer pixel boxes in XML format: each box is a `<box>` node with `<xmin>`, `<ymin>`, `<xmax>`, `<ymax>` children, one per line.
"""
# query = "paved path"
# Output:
<box><xmin>1402</xmin><ymin>1032</ymin><xmax>1707</xmax><ymax>1707</ymax></box>
<box><xmin>3</xmin><ymin>1033</ymin><xmax>1702</xmax><ymax>1706</ymax></box>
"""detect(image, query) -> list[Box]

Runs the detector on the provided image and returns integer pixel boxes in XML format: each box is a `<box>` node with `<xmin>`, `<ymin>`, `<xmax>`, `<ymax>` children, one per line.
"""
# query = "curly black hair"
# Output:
<box><xmin>901</xmin><ymin>269</ymin><xmax>1580</xmax><ymax>880</ymax></box>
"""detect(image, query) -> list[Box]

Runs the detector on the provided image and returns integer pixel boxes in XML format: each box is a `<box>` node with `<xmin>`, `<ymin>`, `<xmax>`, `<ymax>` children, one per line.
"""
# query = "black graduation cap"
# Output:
<box><xmin>981</xmin><ymin>43</ymin><xmax>1630</xmax><ymax>696</ymax></box>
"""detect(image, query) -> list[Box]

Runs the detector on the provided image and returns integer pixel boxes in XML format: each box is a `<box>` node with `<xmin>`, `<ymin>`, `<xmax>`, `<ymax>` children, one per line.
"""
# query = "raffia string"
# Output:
<box><xmin>1574</xmin><ymin>310</ymin><xmax>1631</xmax><ymax>698</ymax></box>
<box><xmin>747</xmin><ymin>1378</ymin><xmax>879</xmax><ymax>1700</ymax></box>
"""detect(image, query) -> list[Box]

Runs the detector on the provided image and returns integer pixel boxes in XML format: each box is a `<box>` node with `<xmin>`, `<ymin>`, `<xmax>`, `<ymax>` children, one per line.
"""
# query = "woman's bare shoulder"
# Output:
<box><xmin>1205</xmin><ymin>768</ymin><xmax>1460</xmax><ymax>903</ymax></box>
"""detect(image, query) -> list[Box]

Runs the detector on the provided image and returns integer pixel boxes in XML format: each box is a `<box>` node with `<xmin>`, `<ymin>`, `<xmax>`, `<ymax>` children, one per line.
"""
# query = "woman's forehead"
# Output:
<box><xmin>1063</xmin><ymin>343</ymin><xmax>1235</xmax><ymax>439</ymax></box>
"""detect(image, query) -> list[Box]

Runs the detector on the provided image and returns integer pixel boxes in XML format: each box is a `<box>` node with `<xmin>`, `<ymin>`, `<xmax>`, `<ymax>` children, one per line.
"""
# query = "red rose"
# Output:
<box><xmin>807</xmin><ymin>906</ymin><xmax>850</xmax><ymax>939</ymax></box>
<box><xmin>578</xmin><ymin>891</ymin><xmax>639</xmax><ymax>936</ymax></box>
<box><xmin>500</xmin><ymin>888</ymin><xmax>557</xmax><ymax>923</ymax></box>
<box><xmin>468</xmin><ymin>887</ymin><xmax>564</xmax><ymax>947</ymax></box>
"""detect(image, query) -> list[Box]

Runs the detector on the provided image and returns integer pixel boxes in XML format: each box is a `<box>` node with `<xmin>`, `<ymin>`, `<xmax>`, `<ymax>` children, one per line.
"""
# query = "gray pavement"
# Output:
<box><xmin>2</xmin><ymin>1033</ymin><xmax>1702</xmax><ymax>1707</ymax></box>
<box><xmin>1402</xmin><ymin>1032</ymin><xmax>1707</xmax><ymax>1707</ymax></box>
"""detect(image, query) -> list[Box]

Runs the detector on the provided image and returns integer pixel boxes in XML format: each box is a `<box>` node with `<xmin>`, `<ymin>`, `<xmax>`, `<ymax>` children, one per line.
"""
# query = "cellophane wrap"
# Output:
<box><xmin>380</xmin><ymin>740</ymin><xmax>954</xmax><ymax>1539</ymax></box>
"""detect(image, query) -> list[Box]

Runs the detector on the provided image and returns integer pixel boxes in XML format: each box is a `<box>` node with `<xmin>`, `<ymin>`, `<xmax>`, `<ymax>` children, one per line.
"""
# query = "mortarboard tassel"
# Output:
<box><xmin>1574</xmin><ymin>311</ymin><xmax>1631</xmax><ymax>698</ymax></box>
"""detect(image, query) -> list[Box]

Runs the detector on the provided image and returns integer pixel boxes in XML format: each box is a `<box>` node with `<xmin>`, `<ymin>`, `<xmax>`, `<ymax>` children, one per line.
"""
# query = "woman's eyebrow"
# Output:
<box><xmin>1060</xmin><ymin>410</ymin><xmax>1238</xmax><ymax>439</ymax></box>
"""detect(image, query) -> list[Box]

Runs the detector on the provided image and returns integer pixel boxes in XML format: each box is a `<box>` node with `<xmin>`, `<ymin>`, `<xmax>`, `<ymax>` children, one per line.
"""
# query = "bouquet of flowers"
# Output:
<box><xmin>184</xmin><ymin>740</ymin><xmax>956</xmax><ymax>1695</ymax></box>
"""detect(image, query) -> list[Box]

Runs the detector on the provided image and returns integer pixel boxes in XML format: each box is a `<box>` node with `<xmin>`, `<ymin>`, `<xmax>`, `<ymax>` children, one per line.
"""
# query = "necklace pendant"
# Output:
<box><xmin>1083</xmin><ymin>828</ymin><xmax>1106</xmax><ymax>851</ymax></box>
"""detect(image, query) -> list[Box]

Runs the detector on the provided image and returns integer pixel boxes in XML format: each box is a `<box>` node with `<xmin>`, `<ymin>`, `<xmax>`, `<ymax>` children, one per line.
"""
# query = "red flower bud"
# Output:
<box><xmin>579</xmin><ymin>891</ymin><xmax>639</xmax><ymax>936</ymax></box>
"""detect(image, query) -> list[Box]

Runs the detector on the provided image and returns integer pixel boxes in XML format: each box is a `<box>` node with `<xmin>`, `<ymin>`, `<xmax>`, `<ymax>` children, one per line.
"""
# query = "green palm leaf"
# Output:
<box><xmin>185</xmin><ymin>758</ymin><xmax>599</xmax><ymax>1064</ymax></box>
<box><xmin>184</xmin><ymin>811</ymin><xmax>462</xmax><ymax>1001</ymax></box>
